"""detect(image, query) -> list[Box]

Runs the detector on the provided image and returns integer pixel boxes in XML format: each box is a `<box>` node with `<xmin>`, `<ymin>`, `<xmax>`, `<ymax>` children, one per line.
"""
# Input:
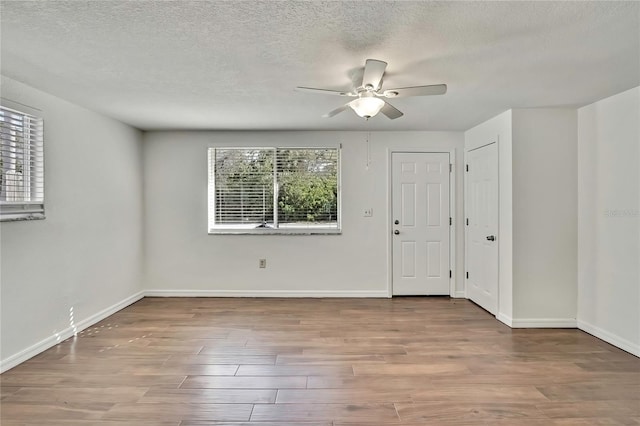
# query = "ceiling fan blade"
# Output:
<box><xmin>362</xmin><ymin>59</ymin><xmax>387</xmax><ymax>90</ymax></box>
<box><xmin>323</xmin><ymin>104</ymin><xmax>350</xmax><ymax>118</ymax></box>
<box><xmin>296</xmin><ymin>87</ymin><xmax>356</xmax><ymax>96</ymax></box>
<box><xmin>380</xmin><ymin>101</ymin><xmax>403</xmax><ymax>120</ymax></box>
<box><xmin>383</xmin><ymin>84</ymin><xmax>447</xmax><ymax>98</ymax></box>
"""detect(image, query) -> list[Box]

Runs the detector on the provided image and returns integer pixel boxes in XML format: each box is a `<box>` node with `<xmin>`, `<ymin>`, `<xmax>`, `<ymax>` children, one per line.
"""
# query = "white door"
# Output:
<box><xmin>466</xmin><ymin>143</ymin><xmax>499</xmax><ymax>314</ymax></box>
<box><xmin>392</xmin><ymin>152</ymin><xmax>450</xmax><ymax>295</ymax></box>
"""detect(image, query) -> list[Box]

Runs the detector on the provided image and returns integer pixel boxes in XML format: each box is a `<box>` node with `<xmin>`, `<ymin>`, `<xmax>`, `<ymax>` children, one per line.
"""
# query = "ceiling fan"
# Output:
<box><xmin>296</xmin><ymin>59</ymin><xmax>447</xmax><ymax>120</ymax></box>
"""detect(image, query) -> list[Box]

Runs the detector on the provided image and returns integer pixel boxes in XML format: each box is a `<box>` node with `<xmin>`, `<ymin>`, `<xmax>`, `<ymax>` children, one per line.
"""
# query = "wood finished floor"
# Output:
<box><xmin>1</xmin><ymin>297</ymin><xmax>639</xmax><ymax>425</ymax></box>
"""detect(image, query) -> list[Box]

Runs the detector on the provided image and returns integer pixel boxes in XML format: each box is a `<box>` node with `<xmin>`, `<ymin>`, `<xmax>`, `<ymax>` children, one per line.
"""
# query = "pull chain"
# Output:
<box><xmin>366</xmin><ymin>132</ymin><xmax>371</xmax><ymax>170</ymax></box>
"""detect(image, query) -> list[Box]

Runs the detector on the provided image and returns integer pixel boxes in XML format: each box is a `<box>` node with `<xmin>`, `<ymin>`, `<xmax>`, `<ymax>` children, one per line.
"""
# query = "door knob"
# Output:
<box><xmin>394</xmin><ymin>230</ymin><xmax>400</xmax><ymax>235</ymax></box>
<box><xmin>486</xmin><ymin>235</ymin><xmax>496</xmax><ymax>241</ymax></box>
<box><xmin>394</xmin><ymin>220</ymin><xmax>400</xmax><ymax>225</ymax></box>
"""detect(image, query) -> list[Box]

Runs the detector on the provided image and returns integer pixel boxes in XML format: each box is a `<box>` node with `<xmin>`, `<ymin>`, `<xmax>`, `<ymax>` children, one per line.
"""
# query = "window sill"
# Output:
<box><xmin>208</xmin><ymin>228</ymin><xmax>341</xmax><ymax>235</ymax></box>
<box><xmin>0</xmin><ymin>213</ymin><xmax>45</xmax><ymax>222</ymax></box>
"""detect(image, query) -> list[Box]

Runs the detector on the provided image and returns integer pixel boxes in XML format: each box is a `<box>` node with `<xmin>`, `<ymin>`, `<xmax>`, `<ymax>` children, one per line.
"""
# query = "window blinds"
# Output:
<box><xmin>212</xmin><ymin>148</ymin><xmax>275</xmax><ymax>226</ymax></box>
<box><xmin>209</xmin><ymin>147</ymin><xmax>339</xmax><ymax>232</ymax></box>
<box><xmin>0</xmin><ymin>105</ymin><xmax>44</xmax><ymax>220</ymax></box>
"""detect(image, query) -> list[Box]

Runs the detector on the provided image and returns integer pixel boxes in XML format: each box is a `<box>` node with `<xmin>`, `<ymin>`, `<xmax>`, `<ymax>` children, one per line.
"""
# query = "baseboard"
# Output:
<box><xmin>510</xmin><ymin>318</ymin><xmax>577</xmax><ymax>328</ymax></box>
<box><xmin>453</xmin><ymin>291</ymin><xmax>466</xmax><ymax>299</ymax></box>
<box><xmin>496</xmin><ymin>312</ymin><xmax>513</xmax><ymax>327</ymax></box>
<box><xmin>578</xmin><ymin>320</ymin><xmax>640</xmax><ymax>357</ymax></box>
<box><xmin>495</xmin><ymin>314</ymin><xmax>576</xmax><ymax>329</ymax></box>
<box><xmin>0</xmin><ymin>291</ymin><xmax>144</xmax><ymax>373</ymax></box>
<box><xmin>144</xmin><ymin>289</ymin><xmax>390</xmax><ymax>298</ymax></box>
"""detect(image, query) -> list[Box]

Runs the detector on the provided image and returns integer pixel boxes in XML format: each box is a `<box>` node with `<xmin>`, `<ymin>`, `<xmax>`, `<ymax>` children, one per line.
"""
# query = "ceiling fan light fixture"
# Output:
<box><xmin>349</xmin><ymin>97</ymin><xmax>385</xmax><ymax>119</ymax></box>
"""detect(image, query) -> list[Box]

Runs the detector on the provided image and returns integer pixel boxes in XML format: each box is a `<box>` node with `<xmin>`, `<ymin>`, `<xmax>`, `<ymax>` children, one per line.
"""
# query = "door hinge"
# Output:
<box><xmin>449</xmin><ymin>217</ymin><xmax>452</xmax><ymax>226</ymax></box>
<box><xmin>466</xmin><ymin>271</ymin><xmax>469</xmax><ymax>279</ymax></box>
<box><xmin>449</xmin><ymin>164</ymin><xmax>452</xmax><ymax>172</ymax></box>
<box><xmin>449</xmin><ymin>270</ymin><xmax>452</xmax><ymax>278</ymax></box>
<box><xmin>466</xmin><ymin>164</ymin><xmax>469</xmax><ymax>172</ymax></box>
<box><xmin>466</xmin><ymin>218</ymin><xmax>469</xmax><ymax>226</ymax></box>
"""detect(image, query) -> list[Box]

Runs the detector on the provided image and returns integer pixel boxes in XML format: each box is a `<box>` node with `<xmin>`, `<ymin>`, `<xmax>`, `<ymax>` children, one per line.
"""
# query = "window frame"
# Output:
<box><xmin>208</xmin><ymin>146</ymin><xmax>342</xmax><ymax>235</ymax></box>
<box><xmin>0</xmin><ymin>104</ymin><xmax>45</xmax><ymax>222</ymax></box>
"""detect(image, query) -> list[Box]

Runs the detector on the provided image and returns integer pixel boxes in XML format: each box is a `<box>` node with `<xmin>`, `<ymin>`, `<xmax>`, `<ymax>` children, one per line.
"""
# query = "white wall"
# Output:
<box><xmin>0</xmin><ymin>76</ymin><xmax>145</xmax><ymax>371</ymax></box>
<box><xmin>512</xmin><ymin>109</ymin><xmax>578</xmax><ymax>324</ymax></box>
<box><xmin>465</xmin><ymin>109</ymin><xmax>578</xmax><ymax>327</ymax></box>
<box><xmin>464</xmin><ymin>110</ymin><xmax>513</xmax><ymax>321</ymax></box>
<box><xmin>577</xmin><ymin>87</ymin><xmax>640</xmax><ymax>356</ymax></box>
<box><xmin>142</xmin><ymin>131</ymin><xmax>464</xmax><ymax>296</ymax></box>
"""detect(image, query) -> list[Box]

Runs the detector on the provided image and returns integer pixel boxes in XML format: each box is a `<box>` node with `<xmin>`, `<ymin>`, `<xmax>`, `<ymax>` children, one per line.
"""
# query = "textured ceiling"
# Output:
<box><xmin>1</xmin><ymin>1</ymin><xmax>639</xmax><ymax>131</ymax></box>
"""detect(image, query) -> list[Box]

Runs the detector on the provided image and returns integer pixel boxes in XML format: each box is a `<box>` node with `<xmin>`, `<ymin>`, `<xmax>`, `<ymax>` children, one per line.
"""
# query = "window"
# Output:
<box><xmin>208</xmin><ymin>147</ymin><xmax>340</xmax><ymax>234</ymax></box>
<box><xmin>0</xmin><ymin>105</ymin><xmax>44</xmax><ymax>221</ymax></box>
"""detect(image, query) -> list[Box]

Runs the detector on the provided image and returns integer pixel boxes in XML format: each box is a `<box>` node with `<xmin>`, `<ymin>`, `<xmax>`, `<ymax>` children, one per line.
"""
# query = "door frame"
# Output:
<box><xmin>464</xmin><ymin>141</ymin><xmax>500</xmax><ymax>313</ymax></box>
<box><xmin>387</xmin><ymin>148</ymin><xmax>457</xmax><ymax>297</ymax></box>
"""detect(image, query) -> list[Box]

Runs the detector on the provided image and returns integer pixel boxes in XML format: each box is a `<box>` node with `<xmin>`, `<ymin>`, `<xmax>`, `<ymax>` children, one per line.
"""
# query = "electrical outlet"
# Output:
<box><xmin>363</xmin><ymin>208</ymin><xmax>373</xmax><ymax>217</ymax></box>
<box><xmin>259</xmin><ymin>259</ymin><xmax>266</xmax><ymax>268</ymax></box>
